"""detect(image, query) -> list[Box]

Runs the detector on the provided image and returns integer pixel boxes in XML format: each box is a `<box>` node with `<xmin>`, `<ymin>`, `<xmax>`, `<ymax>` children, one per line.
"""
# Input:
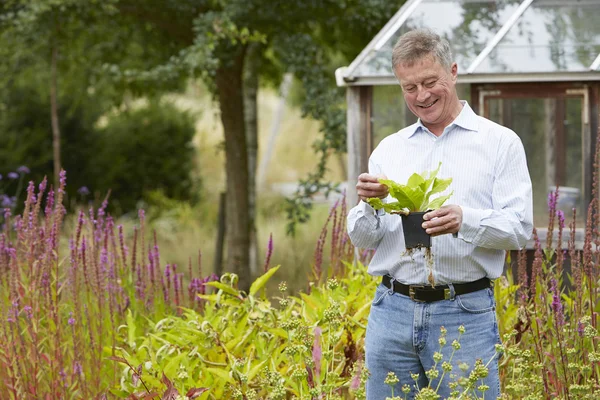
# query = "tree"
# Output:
<box><xmin>0</xmin><ymin>0</ymin><xmax>120</xmax><ymax>188</ymax></box>
<box><xmin>103</xmin><ymin>0</ymin><xmax>403</xmax><ymax>291</ymax></box>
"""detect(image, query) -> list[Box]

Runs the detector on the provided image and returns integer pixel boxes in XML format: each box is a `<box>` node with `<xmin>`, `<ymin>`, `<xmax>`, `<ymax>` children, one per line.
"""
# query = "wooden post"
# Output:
<box><xmin>346</xmin><ymin>86</ymin><xmax>372</xmax><ymax>208</ymax></box>
<box><xmin>214</xmin><ymin>192</ymin><xmax>226</xmax><ymax>277</ymax></box>
<box><xmin>581</xmin><ymin>86</ymin><xmax>593</xmax><ymax>216</ymax></box>
<box><xmin>544</xmin><ymin>98</ymin><xmax>557</xmax><ymax>190</ymax></box>
<box><xmin>589</xmin><ymin>84</ymin><xmax>599</xmax><ymax>209</ymax></box>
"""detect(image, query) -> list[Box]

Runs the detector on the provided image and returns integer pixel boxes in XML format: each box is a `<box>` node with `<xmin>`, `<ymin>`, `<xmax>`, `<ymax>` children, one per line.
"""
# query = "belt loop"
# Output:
<box><xmin>446</xmin><ymin>283</ymin><xmax>456</xmax><ymax>301</ymax></box>
<box><xmin>387</xmin><ymin>275</ymin><xmax>395</xmax><ymax>295</ymax></box>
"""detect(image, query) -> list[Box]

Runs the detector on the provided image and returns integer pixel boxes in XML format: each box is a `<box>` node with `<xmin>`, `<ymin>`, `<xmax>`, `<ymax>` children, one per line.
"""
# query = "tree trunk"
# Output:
<box><xmin>244</xmin><ymin>43</ymin><xmax>262</xmax><ymax>278</ymax></box>
<box><xmin>213</xmin><ymin>192</ymin><xmax>226</xmax><ymax>278</ymax></box>
<box><xmin>50</xmin><ymin>44</ymin><xmax>61</xmax><ymax>189</ymax></box>
<box><xmin>215</xmin><ymin>49</ymin><xmax>251</xmax><ymax>291</ymax></box>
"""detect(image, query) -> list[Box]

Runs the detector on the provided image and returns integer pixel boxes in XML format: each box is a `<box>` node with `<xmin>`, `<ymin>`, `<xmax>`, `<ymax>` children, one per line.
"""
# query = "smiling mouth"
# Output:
<box><xmin>419</xmin><ymin>99</ymin><xmax>438</xmax><ymax>109</ymax></box>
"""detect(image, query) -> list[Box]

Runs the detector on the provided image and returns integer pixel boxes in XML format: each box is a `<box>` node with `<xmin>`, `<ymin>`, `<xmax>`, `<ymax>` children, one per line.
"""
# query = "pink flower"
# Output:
<box><xmin>312</xmin><ymin>327</ymin><xmax>322</xmax><ymax>379</ymax></box>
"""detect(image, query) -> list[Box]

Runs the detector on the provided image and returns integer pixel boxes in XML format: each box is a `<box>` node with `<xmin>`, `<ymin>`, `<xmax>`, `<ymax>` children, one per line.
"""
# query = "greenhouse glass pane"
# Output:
<box><xmin>487</xmin><ymin>97</ymin><xmax>584</xmax><ymax>228</ymax></box>
<box><xmin>475</xmin><ymin>0</ymin><xmax>600</xmax><ymax>73</ymax></box>
<box><xmin>353</xmin><ymin>0</ymin><xmax>520</xmax><ymax>77</ymax></box>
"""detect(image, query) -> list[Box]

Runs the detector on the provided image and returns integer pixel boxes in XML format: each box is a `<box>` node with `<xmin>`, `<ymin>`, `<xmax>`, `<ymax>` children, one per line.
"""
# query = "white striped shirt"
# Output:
<box><xmin>347</xmin><ymin>101</ymin><xmax>533</xmax><ymax>285</ymax></box>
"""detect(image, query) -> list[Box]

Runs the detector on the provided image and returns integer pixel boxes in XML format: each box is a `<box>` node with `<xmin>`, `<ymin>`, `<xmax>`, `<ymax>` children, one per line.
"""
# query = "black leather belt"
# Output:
<box><xmin>381</xmin><ymin>275</ymin><xmax>492</xmax><ymax>303</ymax></box>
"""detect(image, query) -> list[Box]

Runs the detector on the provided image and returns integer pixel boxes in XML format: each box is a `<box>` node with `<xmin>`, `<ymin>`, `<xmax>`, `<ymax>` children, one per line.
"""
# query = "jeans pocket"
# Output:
<box><xmin>456</xmin><ymin>288</ymin><xmax>495</xmax><ymax>314</ymax></box>
<box><xmin>371</xmin><ymin>284</ymin><xmax>391</xmax><ymax>306</ymax></box>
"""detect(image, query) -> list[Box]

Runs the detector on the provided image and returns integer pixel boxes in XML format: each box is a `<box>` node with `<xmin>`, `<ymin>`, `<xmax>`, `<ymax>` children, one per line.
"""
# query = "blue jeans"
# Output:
<box><xmin>365</xmin><ymin>282</ymin><xmax>502</xmax><ymax>399</ymax></box>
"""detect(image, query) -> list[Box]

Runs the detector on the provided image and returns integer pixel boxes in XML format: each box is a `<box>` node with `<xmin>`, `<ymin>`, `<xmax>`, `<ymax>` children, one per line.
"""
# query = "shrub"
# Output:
<box><xmin>0</xmin><ymin>84</ymin><xmax>102</xmax><ymax>207</ymax></box>
<box><xmin>110</xmin><ymin>264</ymin><xmax>376</xmax><ymax>399</ymax></box>
<box><xmin>0</xmin><ymin>86</ymin><xmax>199</xmax><ymax>215</ymax></box>
<box><xmin>93</xmin><ymin>99</ymin><xmax>199</xmax><ymax>213</ymax></box>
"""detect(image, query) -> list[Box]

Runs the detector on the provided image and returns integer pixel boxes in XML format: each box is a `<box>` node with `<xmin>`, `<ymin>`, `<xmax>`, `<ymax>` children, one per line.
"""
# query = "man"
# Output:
<box><xmin>347</xmin><ymin>29</ymin><xmax>533</xmax><ymax>399</ymax></box>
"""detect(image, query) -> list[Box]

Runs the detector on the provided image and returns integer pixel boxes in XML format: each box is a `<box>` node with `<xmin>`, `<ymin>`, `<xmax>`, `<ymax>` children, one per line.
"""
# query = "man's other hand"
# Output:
<box><xmin>422</xmin><ymin>205</ymin><xmax>463</xmax><ymax>236</ymax></box>
<box><xmin>356</xmin><ymin>173</ymin><xmax>389</xmax><ymax>203</ymax></box>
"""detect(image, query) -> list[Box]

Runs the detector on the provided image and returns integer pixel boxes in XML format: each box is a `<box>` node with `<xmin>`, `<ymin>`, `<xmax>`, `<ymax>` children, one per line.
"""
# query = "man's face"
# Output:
<box><xmin>394</xmin><ymin>55</ymin><xmax>459</xmax><ymax>132</ymax></box>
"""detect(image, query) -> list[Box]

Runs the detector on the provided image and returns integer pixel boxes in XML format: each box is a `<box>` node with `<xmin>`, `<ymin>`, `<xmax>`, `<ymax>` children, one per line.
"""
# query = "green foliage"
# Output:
<box><xmin>0</xmin><ymin>80</ymin><xmax>198</xmax><ymax>214</ymax></box>
<box><xmin>282</xmin><ymin>1</ymin><xmax>406</xmax><ymax>234</ymax></box>
<box><xmin>385</xmin><ymin>326</ymin><xmax>502</xmax><ymax>400</ymax></box>
<box><xmin>0</xmin><ymin>174</ymin><xmax>213</xmax><ymax>398</ymax></box>
<box><xmin>496</xmin><ymin>254</ymin><xmax>600</xmax><ymax>399</ymax></box>
<box><xmin>94</xmin><ymin>99</ymin><xmax>199</xmax><ymax>213</ymax></box>
<box><xmin>111</xmin><ymin>264</ymin><xmax>377</xmax><ymax>399</ymax></box>
<box><xmin>367</xmin><ymin>162</ymin><xmax>453</xmax><ymax>214</ymax></box>
<box><xmin>0</xmin><ymin>83</ymin><xmax>102</xmax><ymax>203</ymax></box>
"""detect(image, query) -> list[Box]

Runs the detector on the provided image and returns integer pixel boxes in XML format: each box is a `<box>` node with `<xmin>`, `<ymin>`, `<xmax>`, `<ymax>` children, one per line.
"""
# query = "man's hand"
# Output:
<box><xmin>422</xmin><ymin>205</ymin><xmax>462</xmax><ymax>236</ymax></box>
<box><xmin>356</xmin><ymin>173</ymin><xmax>389</xmax><ymax>203</ymax></box>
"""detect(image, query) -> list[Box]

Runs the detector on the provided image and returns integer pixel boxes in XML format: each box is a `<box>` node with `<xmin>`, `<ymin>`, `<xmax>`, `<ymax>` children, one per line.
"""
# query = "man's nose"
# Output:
<box><xmin>416</xmin><ymin>87</ymin><xmax>431</xmax><ymax>103</ymax></box>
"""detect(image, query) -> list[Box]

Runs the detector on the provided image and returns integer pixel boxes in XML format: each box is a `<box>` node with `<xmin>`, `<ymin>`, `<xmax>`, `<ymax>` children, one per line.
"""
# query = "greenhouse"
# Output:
<box><xmin>338</xmin><ymin>0</ymin><xmax>600</xmax><ymax>248</ymax></box>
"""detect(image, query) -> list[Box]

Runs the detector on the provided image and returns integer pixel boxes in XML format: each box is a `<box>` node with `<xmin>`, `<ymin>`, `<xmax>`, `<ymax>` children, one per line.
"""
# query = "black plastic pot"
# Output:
<box><xmin>401</xmin><ymin>211</ymin><xmax>431</xmax><ymax>249</ymax></box>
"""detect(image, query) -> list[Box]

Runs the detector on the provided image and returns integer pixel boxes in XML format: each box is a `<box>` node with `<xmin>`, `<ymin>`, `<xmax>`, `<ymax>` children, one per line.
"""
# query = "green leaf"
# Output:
<box><xmin>249</xmin><ymin>265</ymin><xmax>281</xmax><ymax>296</ymax></box>
<box><xmin>248</xmin><ymin>359</ymin><xmax>269</xmax><ymax>381</ymax></box>
<box><xmin>126</xmin><ymin>309</ymin><xmax>136</xmax><ymax>348</ymax></box>
<box><xmin>351</xmin><ymin>300</ymin><xmax>371</xmax><ymax>322</ymax></box>
<box><xmin>426</xmin><ymin>192</ymin><xmax>454</xmax><ymax>210</ymax></box>
<box><xmin>403</xmin><ymin>186</ymin><xmax>425</xmax><ymax>212</ymax></box>
<box><xmin>429</xmin><ymin>177</ymin><xmax>453</xmax><ymax>197</ymax></box>
<box><xmin>407</xmin><ymin>172</ymin><xmax>425</xmax><ymax>189</ymax></box>
<box><xmin>421</xmin><ymin>177</ymin><xmax>452</xmax><ymax>209</ymax></box>
<box><xmin>379</xmin><ymin>179</ymin><xmax>420</xmax><ymax>211</ymax></box>
<box><xmin>421</xmin><ymin>162</ymin><xmax>442</xmax><ymax>193</ymax></box>
<box><xmin>206</xmin><ymin>367</ymin><xmax>234</xmax><ymax>384</ymax></box>
<box><xmin>197</xmin><ymin>294</ymin><xmax>219</xmax><ymax>302</ymax></box>
<box><xmin>379</xmin><ymin>163</ymin><xmax>452</xmax><ymax>211</ymax></box>
<box><xmin>381</xmin><ymin>202</ymin><xmax>405</xmax><ymax>213</ymax></box>
<box><xmin>205</xmin><ymin>281</ymin><xmax>241</xmax><ymax>298</ymax></box>
<box><xmin>366</xmin><ymin>198</ymin><xmax>405</xmax><ymax>213</ymax></box>
<box><xmin>366</xmin><ymin>197</ymin><xmax>385</xmax><ymax>210</ymax></box>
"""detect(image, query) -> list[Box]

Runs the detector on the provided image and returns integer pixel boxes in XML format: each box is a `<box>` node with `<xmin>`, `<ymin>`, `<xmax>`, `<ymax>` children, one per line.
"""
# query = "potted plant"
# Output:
<box><xmin>366</xmin><ymin>162</ymin><xmax>453</xmax><ymax>249</ymax></box>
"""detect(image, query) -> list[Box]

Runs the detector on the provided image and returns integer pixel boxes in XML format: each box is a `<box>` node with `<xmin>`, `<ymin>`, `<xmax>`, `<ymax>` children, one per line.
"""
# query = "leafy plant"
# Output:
<box><xmin>366</xmin><ymin>162</ymin><xmax>453</xmax><ymax>214</ymax></box>
<box><xmin>0</xmin><ymin>171</ymin><xmax>216</xmax><ymax>398</ymax></box>
<box><xmin>386</xmin><ymin>326</ymin><xmax>503</xmax><ymax>400</ymax></box>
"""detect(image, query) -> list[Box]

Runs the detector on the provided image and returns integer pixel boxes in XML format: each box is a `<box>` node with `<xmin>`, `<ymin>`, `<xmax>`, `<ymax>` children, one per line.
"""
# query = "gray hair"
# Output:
<box><xmin>391</xmin><ymin>29</ymin><xmax>453</xmax><ymax>71</ymax></box>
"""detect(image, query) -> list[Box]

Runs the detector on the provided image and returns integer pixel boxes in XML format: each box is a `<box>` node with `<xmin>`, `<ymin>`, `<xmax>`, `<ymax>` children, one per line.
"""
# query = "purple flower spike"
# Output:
<box><xmin>23</xmin><ymin>306</ymin><xmax>33</xmax><ymax>319</ymax></box>
<box><xmin>350</xmin><ymin>362</ymin><xmax>362</xmax><ymax>390</ymax></box>
<box><xmin>550</xmin><ymin>278</ymin><xmax>565</xmax><ymax>326</ymax></box>
<box><xmin>548</xmin><ymin>191</ymin><xmax>558</xmax><ymax>211</ymax></box>
<box><xmin>312</xmin><ymin>327</ymin><xmax>323</xmax><ymax>379</ymax></box>
<box><xmin>68</xmin><ymin>312</ymin><xmax>76</xmax><ymax>326</ymax></box>
<box><xmin>73</xmin><ymin>361</ymin><xmax>83</xmax><ymax>376</ymax></box>
<box><xmin>557</xmin><ymin>210</ymin><xmax>565</xmax><ymax>230</ymax></box>
<box><xmin>578</xmin><ymin>321</ymin><xmax>585</xmax><ymax>337</ymax></box>
<box><xmin>263</xmin><ymin>233</ymin><xmax>273</xmax><ymax>273</ymax></box>
<box><xmin>17</xmin><ymin>166</ymin><xmax>30</xmax><ymax>174</ymax></box>
<box><xmin>78</xmin><ymin>186</ymin><xmax>90</xmax><ymax>196</ymax></box>
<box><xmin>1</xmin><ymin>196</ymin><xmax>13</xmax><ymax>208</ymax></box>
<box><xmin>7</xmin><ymin>172</ymin><xmax>18</xmax><ymax>180</ymax></box>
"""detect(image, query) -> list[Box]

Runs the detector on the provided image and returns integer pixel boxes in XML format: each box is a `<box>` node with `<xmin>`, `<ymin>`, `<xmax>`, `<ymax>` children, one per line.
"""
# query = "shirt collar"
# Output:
<box><xmin>408</xmin><ymin>100</ymin><xmax>478</xmax><ymax>138</ymax></box>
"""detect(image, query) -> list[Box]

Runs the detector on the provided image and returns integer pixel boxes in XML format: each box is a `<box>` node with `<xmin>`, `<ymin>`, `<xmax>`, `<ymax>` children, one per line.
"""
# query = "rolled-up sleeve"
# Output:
<box><xmin>347</xmin><ymin>201</ymin><xmax>386</xmax><ymax>249</ymax></box>
<box><xmin>347</xmin><ymin>157</ymin><xmax>388</xmax><ymax>249</ymax></box>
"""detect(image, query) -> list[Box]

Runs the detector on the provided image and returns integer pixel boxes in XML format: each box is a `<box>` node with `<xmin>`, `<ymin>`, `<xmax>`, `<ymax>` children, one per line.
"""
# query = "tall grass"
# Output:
<box><xmin>496</xmin><ymin>130</ymin><xmax>600</xmax><ymax>399</ymax></box>
<box><xmin>0</xmin><ymin>172</ymin><xmax>217</xmax><ymax>398</ymax></box>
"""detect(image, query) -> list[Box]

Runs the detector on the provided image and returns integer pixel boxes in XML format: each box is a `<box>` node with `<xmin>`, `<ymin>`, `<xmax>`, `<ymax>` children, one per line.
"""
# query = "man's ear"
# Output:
<box><xmin>450</xmin><ymin>62</ymin><xmax>458</xmax><ymax>82</ymax></box>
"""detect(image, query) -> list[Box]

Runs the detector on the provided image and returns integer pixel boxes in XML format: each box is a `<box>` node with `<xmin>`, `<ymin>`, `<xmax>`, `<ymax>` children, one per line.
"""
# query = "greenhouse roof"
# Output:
<box><xmin>336</xmin><ymin>0</ymin><xmax>600</xmax><ymax>86</ymax></box>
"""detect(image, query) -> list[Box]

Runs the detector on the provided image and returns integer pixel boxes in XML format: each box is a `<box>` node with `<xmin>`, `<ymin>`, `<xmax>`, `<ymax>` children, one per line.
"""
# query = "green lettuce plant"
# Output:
<box><xmin>366</xmin><ymin>162</ymin><xmax>453</xmax><ymax>215</ymax></box>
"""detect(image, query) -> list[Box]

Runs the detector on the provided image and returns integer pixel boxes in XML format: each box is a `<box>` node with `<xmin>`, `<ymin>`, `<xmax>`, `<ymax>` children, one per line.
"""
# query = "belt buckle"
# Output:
<box><xmin>409</xmin><ymin>285</ymin><xmax>425</xmax><ymax>302</ymax></box>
